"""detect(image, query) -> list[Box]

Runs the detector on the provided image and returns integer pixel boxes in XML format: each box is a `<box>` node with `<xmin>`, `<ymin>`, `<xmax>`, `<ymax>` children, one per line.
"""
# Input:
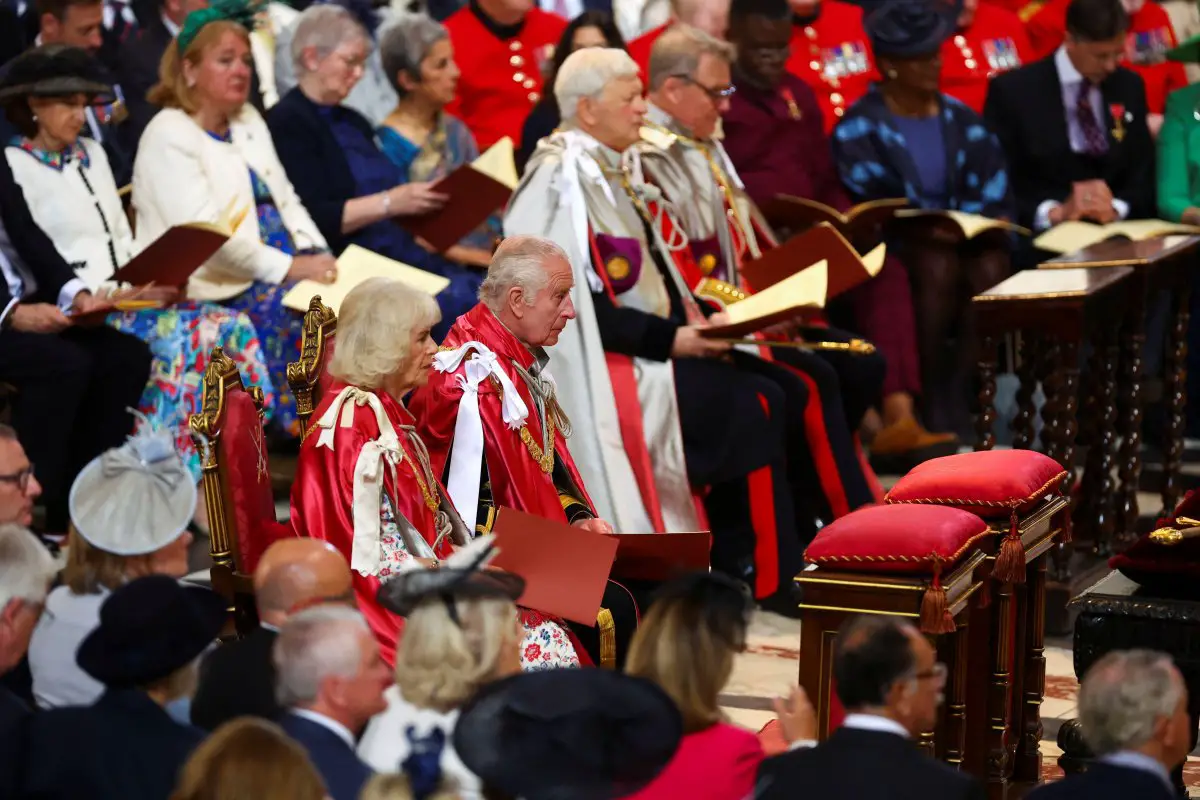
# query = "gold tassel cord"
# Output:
<box><xmin>1147</xmin><ymin>522</ymin><xmax>1200</xmax><ymax>545</ymax></box>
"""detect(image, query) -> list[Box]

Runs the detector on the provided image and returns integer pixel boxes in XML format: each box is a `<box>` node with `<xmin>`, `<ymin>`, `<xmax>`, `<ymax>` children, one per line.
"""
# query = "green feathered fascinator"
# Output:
<box><xmin>177</xmin><ymin>0</ymin><xmax>265</xmax><ymax>54</ymax></box>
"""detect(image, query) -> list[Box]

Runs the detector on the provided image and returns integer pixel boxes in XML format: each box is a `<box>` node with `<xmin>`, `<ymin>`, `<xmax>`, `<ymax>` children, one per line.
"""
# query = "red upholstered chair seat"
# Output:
<box><xmin>216</xmin><ymin>388</ymin><xmax>289</xmax><ymax>575</ymax></box>
<box><xmin>805</xmin><ymin>504</ymin><xmax>991</xmax><ymax>573</ymax></box>
<box><xmin>883</xmin><ymin>450</ymin><xmax>1066</xmax><ymax>518</ymax></box>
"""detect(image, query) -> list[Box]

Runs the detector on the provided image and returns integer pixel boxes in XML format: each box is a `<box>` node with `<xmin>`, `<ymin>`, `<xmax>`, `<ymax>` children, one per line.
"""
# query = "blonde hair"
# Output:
<box><xmin>328</xmin><ymin>277</ymin><xmax>440</xmax><ymax>390</ymax></box>
<box><xmin>148</xmin><ymin>21</ymin><xmax>250</xmax><ymax>112</ymax></box>
<box><xmin>359</xmin><ymin>773</ymin><xmax>461</xmax><ymax>800</ymax></box>
<box><xmin>170</xmin><ymin>718</ymin><xmax>327</xmax><ymax>800</ymax></box>
<box><xmin>394</xmin><ymin>595</ymin><xmax>520</xmax><ymax>712</ymax></box>
<box><xmin>63</xmin><ymin>527</ymin><xmax>148</xmax><ymax>595</ymax></box>
<box><xmin>624</xmin><ymin>585</ymin><xmax>743</xmax><ymax>733</ymax></box>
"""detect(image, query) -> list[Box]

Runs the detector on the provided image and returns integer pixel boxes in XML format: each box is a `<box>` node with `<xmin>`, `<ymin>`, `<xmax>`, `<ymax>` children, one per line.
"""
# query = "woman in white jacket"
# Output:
<box><xmin>133</xmin><ymin>0</ymin><xmax>337</xmax><ymax>437</ymax></box>
<box><xmin>1</xmin><ymin>44</ymin><xmax>272</xmax><ymax>478</ymax></box>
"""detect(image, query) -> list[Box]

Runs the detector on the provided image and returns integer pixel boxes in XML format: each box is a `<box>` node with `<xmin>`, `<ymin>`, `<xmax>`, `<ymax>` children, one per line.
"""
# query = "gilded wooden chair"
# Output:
<box><xmin>286</xmin><ymin>296</ymin><xmax>337</xmax><ymax>438</ymax></box>
<box><xmin>190</xmin><ymin>347</ymin><xmax>293</xmax><ymax>636</ymax></box>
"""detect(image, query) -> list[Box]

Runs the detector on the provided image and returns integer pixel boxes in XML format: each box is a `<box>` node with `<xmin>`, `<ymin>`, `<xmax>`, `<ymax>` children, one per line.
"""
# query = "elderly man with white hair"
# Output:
<box><xmin>0</xmin><ymin>524</ymin><xmax>56</xmax><ymax>794</ymax></box>
<box><xmin>275</xmin><ymin>605</ymin><xmax>390</xmax><ymax>800</ymax></box>
<box><xmin>1027</xmin><ymin>649</ymin><xmax>1191</xmax><ymax>800</ymax></box>
<box><xmin>503</xmin><ymin>46</ymin><xmax>811</xmax><ymax>615</ymax></box>
<box><xmin>292</xmin><ymin>277</ymin><xmax>583</xmax><ymax>670</ymax></box>
<box><xmin>410</xmin><ymin>235</ymin><xmax>643</xmax><ymax>667</ymax></box>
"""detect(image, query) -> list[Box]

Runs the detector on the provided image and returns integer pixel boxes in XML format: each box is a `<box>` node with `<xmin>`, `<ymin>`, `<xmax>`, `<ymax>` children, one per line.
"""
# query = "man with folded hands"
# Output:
<box><xmin>498</xmin><ymin>47</ymin><xmax>836</xmax><ymax>616</ymax></box>
<box><xmin>409</xmin><ymin>235</ymin><xmax>642</xmax><ymax>666</ymax></box>
<box><xmin>636</xmin><ymin>22</ymin><xmax>887</xmax><ymax>516</ymax></box>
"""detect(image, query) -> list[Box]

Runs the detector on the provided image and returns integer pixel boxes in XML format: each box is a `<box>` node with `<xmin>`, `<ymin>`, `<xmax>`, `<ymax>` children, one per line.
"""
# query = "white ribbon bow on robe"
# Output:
<box><xmin>314</xmin><ymin>385</ymin><xmax>404</xmax><ymax>578</ymax></box>
<box><xmin>433</xmin><ymin>342</ymin><xmax>531</xmax><ymax>534</ymax></box>
<box><xmin>556</xmin><ymin>130</ymin><xmax>617</xmax><ymax>293</ymax></box>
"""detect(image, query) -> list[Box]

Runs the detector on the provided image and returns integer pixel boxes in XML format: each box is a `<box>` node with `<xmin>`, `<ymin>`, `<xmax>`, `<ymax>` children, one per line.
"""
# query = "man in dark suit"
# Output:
<box><xmin>757</xmin><ymin>615</ymin><xmax>985</xmax><ymax>800</ymax></box>
<box><xmin>1</xmin><ymin>0</ymin><xmax>136</xmax><ymax>185</ymax></box>
<box><xmin>191</xmin><ymin>538</ymin><xmax>354</xmax><ymax>731</ymax></box>
<box><xmin>983</xmin><ymin>0</ymin><xmax>1154</xmax><ymax>247</ymax></box>
<box><xmin>0</xmin><ymin>148</ymin><xmax>150</xmax><ymax>536</ymax></box>
<box><xmin>275</xmin><ymin>606</ymin><xmax>389</xmax><ymax>800</ymax></box>
<box><xmin>0</xmin><ymin>525</ymin><xmax>58</xmax><ymax>799</ymax></box>
<box><xmin>1028</xmin><ymin>649</ymin><xmax>1190</xmax><ymax>800</ymax></box>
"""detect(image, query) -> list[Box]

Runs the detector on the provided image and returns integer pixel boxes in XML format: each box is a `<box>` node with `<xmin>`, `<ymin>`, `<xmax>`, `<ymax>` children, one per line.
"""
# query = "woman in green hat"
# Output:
<box><xmin>1157</xmin><ymin>33</ymin><xmax>1200</xmax><ymax>224</ymax></box>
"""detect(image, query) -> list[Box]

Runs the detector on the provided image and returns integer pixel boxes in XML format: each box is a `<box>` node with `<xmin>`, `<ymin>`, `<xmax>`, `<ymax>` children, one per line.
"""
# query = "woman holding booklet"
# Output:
<box><xmin>832</xmin><ymin>0</ymin><xmax>1014</xmax><ymax>435</ymax></box>
<box><xmin>267</xmin><ymin>5</ymin><xmax>484</xmax><ymax>340</ymax></box>
<box><xmin>0</xmin><ymin>44</ymin><xmax>273</xmax><ymax>477</ymax></box>
<box><xmin>375</xmin><ymin>13</ymin><xmax>502</xmax><ymax>268</ymax></box>
<box><xmin>135</xmin><ymin>0</ymin><xmax>339</xmax><ymax>438</ymax></box>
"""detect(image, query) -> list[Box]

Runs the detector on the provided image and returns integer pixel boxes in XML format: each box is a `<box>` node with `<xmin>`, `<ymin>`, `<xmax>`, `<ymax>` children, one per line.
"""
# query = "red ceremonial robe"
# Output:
<box><xmin>410</xmin><ymin>302</ymin><xmax>596</xmax><ymax>526</ymax></box>
<box><xmin>291</xmin><ymin>383</ymin><xmax>454</xmax><ymax>666</ymax></box>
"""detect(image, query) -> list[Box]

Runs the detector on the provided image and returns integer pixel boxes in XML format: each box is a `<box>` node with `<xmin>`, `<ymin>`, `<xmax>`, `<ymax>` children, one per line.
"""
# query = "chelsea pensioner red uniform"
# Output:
<box><xmin>444</xmin><ymin>5</ymin><xmax>567</xmax><ymax>150</ymax></box>
<box><xmin>785</xmin><ymin>0</ymin><xmax>877</xmax><ymax>133</ymax></box>
<box><xmin>939</xmin><ymin>2</ymin><xmax>1033</xmax><ymax>114</ymax></box>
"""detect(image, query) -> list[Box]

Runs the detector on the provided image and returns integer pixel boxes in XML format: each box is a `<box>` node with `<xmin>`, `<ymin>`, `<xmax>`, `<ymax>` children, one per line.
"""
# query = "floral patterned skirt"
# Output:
<box><xmin>106</xmin><ymin>301</ymin><xmax>274</xmax><ymax>480</ymax></box>
<box><xmin>220</xmin><ymin>281</ymin><xmax>305</xmax><ymax>438</ymax></box>
<box><xmin>518</xmin><ymin>608</ymin><xmax>580</xmax><ymax>671</ymax></box>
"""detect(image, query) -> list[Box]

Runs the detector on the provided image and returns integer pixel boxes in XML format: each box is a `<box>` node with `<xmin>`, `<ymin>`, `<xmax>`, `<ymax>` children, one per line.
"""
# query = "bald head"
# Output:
<box><xmin>254</xmin><ymin>539</ymin><xmax>352</xmax><ymax>626</ymax></box>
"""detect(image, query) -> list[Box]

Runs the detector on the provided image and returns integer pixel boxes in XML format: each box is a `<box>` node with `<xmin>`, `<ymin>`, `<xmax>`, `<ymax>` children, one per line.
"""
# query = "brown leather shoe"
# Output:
<box><xmin>869</xmin><ymin>417</ymin><xmax>959</xmax><ymax>474</ymax></box>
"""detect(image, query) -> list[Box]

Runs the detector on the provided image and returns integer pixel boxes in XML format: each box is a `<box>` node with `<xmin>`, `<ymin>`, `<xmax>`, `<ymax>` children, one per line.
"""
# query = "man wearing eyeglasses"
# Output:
<box><xmin>638</xmin><ymin>23</ymin><xmax>886</xmax><ymax>526</ymax></box>
<box><xmin>758</xmin><ymin>614</ymin><xmax>984</xmax><ymax>799</ymax></box>
<box><xmin>0</xmin><ymin>425</ymin><xmax>39</xmax><ymax>528</ymax></box>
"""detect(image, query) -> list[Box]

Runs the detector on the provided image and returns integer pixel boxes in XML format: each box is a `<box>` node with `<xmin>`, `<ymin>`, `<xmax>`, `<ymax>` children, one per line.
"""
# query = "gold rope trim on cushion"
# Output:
<box><xmin>882</xmin><ymin>471</ymin><xmax>1068</xmax><ymax>512</ymax></box>
<box><xmin>597</xmin><ymin>607</ymin><xmax>616</xmax><ymax>669</ymax></box>
<box><xmin>804</xmin><ymin>529</ymin><xmax>994</xmax><ymax>569</ymax></box>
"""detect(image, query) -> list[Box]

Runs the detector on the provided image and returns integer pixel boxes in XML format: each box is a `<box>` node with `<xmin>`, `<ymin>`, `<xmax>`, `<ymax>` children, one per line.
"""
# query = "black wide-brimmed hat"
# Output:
<box><xmin>453</xmin><ymin>669</ymin><xmax>684</xmax><ymax>800</ymax></box>
<box><xmin>77</xmin><ymin>575</ymin><xmax>226</xmax><ymax>687</ymax></box>
<box><xmin>865</xmin><ymin>0</ymin><xmax>955</xmax><ymax>58</ymax></box>
<box><xmin>0</xmin><ymin>44</ymin><xmax>114</xmax><ymax>105</ymax></box>
<box><xmin>376</xmin><ymin>535</ymin><xmax>525</xmax><ymax>619</ymax></box>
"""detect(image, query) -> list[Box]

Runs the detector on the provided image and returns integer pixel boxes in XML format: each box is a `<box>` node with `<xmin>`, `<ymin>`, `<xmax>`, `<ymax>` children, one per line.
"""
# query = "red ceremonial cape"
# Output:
<box><xmin>291</xmin><ymin>383</ymin><xmax>455</xmax><ymax>666</ymax></box>
<box><xmin>410</xmin><ymin>303</ymin><xmax>597</xmax><ymax>522</ymax></box>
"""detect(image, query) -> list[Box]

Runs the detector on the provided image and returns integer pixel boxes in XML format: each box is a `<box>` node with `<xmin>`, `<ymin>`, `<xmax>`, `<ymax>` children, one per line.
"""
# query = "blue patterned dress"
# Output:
<box><xmin>206</xmin><ymin>129</ymin><xmax>307</xmax><ymax>436</ymax></box>
<box><xmin>831</xmin><ymin>86</ymin><xmax>1014</xmax><ymax>220</ymax></box>
<box><xmin>4</xmin><ymin>137</ymin><xmax>275</xmax><ymax>480</ymax></box>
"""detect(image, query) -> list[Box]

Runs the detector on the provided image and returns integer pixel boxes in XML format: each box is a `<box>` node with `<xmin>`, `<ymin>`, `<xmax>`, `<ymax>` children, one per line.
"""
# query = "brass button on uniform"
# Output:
<box><xmin>513</xmin><ymin>71</ymin><xmax>526</xmax><ymax>82</ymax></box>
<box><xmin>830</xmin><ymin>92</ymin><xmax>843</xmax><ymax>105</ymax></box>
<box><xmin>528</xmin><ymin>91</ymin><xmax>540</xmax><ymax>102</ymax></box>
<box><xmin>509</xmin><ymin>41</ymin><xmax>522</xmax><ymax>51</ymax></box>
<box><xmin>510</xmin><ymin>54</ymin><xmax>525</xmax><ymax>67</ymax></box>
<box><xmin>522</xmin><ymin>78</ymin><xmax>535</xmax><ymax>89</ymax></box>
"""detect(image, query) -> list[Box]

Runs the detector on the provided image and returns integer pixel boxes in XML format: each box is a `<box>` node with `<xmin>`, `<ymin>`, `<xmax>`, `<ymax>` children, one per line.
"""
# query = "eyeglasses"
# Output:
<box><xmin>672</xmin><ymin>74</ymin><xmax>737</xmax><ymax>102</ymax></box>
<box><xmin>744</xmin><ymin>44</ymin><xmax>791</xmax><ymax>60</ymax></box>
<box><xmin>912</xmin><ymin>662</ymin><xmax>948</xmax><ymax>682</ymax></box>
<box><xmin>0</xmin><ymin>464</ymin><xmax>35</xmax><ymax>493</ymax></box>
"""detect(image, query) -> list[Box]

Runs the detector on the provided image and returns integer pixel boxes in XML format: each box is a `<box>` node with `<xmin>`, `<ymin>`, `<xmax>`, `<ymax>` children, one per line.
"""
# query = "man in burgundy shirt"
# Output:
<box><xmin>722</xmin><ymin>0</ymin><xmax>955</xmax><ymax>467</ymax></box>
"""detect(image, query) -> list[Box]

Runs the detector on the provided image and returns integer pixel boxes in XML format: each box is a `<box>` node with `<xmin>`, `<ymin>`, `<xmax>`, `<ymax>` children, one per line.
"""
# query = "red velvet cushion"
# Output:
<box><xmin>804</xmin><ymin>504</ymin><xmax>990</xmax><ymax>573</ymax></box>
<box><xmin>217</xmin><ymin>388</ymin><xmax>278</xmax><ymax>574</ymax></box>
<box><xmin>1110</xmin><ymin>533</ymin><xmax>1200</xmax><ymax>594</ymax></box>
<box><xmin>884</xmin><ymin>450</ymin><xmax>1067</xmax><ymax>518</ymax></box>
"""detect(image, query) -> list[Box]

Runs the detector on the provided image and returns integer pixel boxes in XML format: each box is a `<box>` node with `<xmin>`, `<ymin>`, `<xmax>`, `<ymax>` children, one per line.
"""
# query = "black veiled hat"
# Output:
<box><xmin>0</xmin><ymin>45</ymin><xmax>114</xmax><ymax>105</ymax></box>
<box><xmin>453</xmin><ymin>669</ymin><xmax>684</xmax><ymax>800</ymax></box>
<box><xmin>865</xmin><ymin>0</ymin><xmax>955</xmax><ymax>58</ymax></box>
<box><xmin>375</xmin><ymin>535</ymin><xmax>525</xmax><ymax>618</ymax></box>
<box><xmin>76</xmin><ymin>575</ymin><xmax>226</xmax><ymax>687</ymax></box>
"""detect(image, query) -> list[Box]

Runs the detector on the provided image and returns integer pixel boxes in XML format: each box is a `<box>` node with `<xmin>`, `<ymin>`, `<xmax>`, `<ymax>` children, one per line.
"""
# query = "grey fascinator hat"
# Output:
<box><xmin>69</xmin><ymin>413</ymin><xmax>197</xmax><ymax>555</ymax></box>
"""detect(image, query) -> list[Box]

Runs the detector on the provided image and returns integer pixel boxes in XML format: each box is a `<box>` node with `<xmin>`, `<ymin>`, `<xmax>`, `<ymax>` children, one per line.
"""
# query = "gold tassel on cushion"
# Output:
<box><xmin>991</xmin><ymin>508</ymin><xmax>1026</xmax><ymax>585</ymax></box>
<box><xmin>919</xmin><ymin>557</ymin><xmax>956</xmax><ymax>635</ymax></box>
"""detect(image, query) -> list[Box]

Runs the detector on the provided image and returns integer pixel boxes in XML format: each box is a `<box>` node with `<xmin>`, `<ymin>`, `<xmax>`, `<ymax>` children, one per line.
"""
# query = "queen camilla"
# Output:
<box><xmin>289</xmin><ymin>278</ymin><xmax>582</xmax><ymax>669</ymax></box>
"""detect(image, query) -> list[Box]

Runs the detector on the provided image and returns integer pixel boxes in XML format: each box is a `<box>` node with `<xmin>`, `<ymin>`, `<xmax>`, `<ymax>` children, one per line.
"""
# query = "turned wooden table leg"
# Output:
<box><xmin>1011</xmin><ymin>332</ymin><xmax>1039</xmax><ymax>452</ymax></box>
<box><xmin>1091</xmin><ymin>332</ymin><xmax>1121</xmax><ymax>557</ymax></box>
<box><xmin>986</xmin><ymin>580</ymin><xmax>1015</xmax><ymax>800</ymax></box>
<box><xmin>938</xmin><ymin>625</ymin><xmax>970</xmax><ymax>770</ymax></box>
<box><xmin>1161</xmin><ymin>286</ymin><xmax>1192</xmax><ymax>517</ymax></box>
<box><xmin>1013</xmin><ymin>555</ymin><xmax>1048</xmax><ymax>784</ymax></box>
<box><xmin>1117</xmin><ymin>302</ymin><xmax>1148</xmax><ymax>543</ymax></box>
<box><xmin>1039</xmin><ymin>341</ymin><xmax>1070</xmax><ymax>581</ymax></box>
<box><xmin>1056</xmin><ymin>339</ymin><xmax>1081</xmax><ymax>545</ymax></box>
<box><xmin>977</xmin><ymin>334</ymin><xmax>998</xmax><ymax>452</ymax></box>
<box><xmin>1075</xmin><ymin>341</ymin><xmax>1106</xmax><ymax>542</ymax></box>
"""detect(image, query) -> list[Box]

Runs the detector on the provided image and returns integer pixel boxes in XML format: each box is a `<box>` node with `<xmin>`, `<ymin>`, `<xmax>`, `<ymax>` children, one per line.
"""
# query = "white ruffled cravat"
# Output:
<box><xmin>433</xmin><ymin>342</ymin><xmax>532</xmax><ymax>534</ymax></box>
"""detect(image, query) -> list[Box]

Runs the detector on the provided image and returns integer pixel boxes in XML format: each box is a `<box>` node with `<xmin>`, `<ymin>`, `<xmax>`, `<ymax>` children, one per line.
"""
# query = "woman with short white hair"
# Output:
<box><xmin>267</xmin><ymin>5</ymin><xmax>484</xmax><ymax>340</ymax></box>
<box><xmin>290</xmin><ymin>278</ymin><xmax>580</xmax><ymax>670</ymax></box>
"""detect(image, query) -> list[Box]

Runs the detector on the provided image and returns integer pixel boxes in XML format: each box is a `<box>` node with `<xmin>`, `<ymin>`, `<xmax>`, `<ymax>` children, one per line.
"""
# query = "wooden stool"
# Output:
<box><xmin>973</xmin><ymin>266</ymin><xmax>1135</xmax><ymax>636</ymax></box>
<box><xmin>1042</xmin><ymin>236</ymin><xmax>1200</xmax><ymax>538</ymax></box>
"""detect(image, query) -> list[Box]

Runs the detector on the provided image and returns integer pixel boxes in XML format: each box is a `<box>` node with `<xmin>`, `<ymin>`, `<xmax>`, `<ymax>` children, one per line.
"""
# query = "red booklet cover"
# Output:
<box><xmin>741</xmin><ymin>223</ymin><xmax>884</xmax><ymax>298</ymax></box>
<box><xmin>604</xmin><ymin>531</ymin><xmax>712</xmax><ymax>582</ymax></box>
<box><xmin>112</xmin><ymin>222</ymin><xmax>229</xmax><ymax>288</ymax></box>
<box><xmin>489</xmin><ymin>508</ymin><xmax>618</xmax><ymax>627</ymax></box>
